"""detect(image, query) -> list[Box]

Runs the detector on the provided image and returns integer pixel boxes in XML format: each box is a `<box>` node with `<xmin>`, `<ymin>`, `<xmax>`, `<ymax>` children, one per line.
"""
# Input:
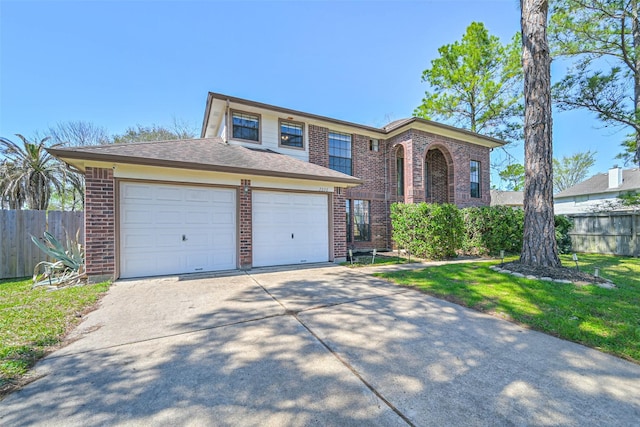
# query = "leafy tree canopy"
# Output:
<box><xmin>498</xmin><ymin>150</ymin><xmax>596</xmax><ymax>194</ymax></box>
<box><xmin>498</xmin><ymin>163</ymin><xmax>525</xmax><ymax>191</ymax></box>
<box><xmin>414</xmin><ymin>21</ymin><xmax>523</xmax><ymax>143</ymax></box>
<box><xmin>552</xmin><ymin>150</ymin><xmax>597</xmax><ymax>193</ymax></box>
<box><xmin>550</xmin><ymin>0</ymin><xmax>640</xmax><ymax>166</ymax></box>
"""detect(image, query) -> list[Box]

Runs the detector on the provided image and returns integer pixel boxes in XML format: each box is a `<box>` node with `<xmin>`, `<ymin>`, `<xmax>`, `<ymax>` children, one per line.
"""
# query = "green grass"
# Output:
<box><xmin>376</xmin><ymin>253</ymin><xmax>640</xmax><ymax>363</ymax></box>
<box><xmin>0</xmin><ymin>277</ymin><xmax>110</xmax><ymax>390</ymax></box>
<box><xmin>342</xmin><ymin>253</ymin><xmax>409</xmax><ymax>267</ymax></box>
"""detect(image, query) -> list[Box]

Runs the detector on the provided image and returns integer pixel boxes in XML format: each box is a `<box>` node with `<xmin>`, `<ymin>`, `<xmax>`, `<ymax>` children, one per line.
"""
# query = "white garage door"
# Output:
<box><xmin>253</xmin><ymin>191</ymin><xmax>329</xmax><ymax>267</ymax></box>
<box><xmin>120</xmin><ymin>182</ymin><xmax>236</xmax><ymax>278</ymax></box>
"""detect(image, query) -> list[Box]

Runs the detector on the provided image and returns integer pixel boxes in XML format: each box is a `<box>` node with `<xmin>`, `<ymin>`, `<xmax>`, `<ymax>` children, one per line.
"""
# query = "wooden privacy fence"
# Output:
<box><xmin>0</xmin><ymin>210</ymin><xmax>84</xmax><ymax>279</ymax></box>
<box><xmin>568</xmin><ymin>211</ymin><xmax>639</xmax><ymax>257</ymax></box>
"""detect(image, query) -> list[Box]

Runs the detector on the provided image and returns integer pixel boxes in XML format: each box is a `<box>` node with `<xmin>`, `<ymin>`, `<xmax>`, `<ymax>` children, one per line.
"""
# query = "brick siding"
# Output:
<box><xmin>332</xmin><ymin>188</ymin><xmax>347</xmax><ymax>261</ymax></box>
<box><xmin>239</xmin><ymin>179</ymin><xmax>252</xmax><ymax>269</ymax></box>
<box><xmin>84</xmin><ymin>167</ymin><xmax>115</xmax><ymax>279</ymax></box>
<box><xmin>308</xmin><ymin>125</ymin><xmax>329</xmax><ymax>167</ymax></box>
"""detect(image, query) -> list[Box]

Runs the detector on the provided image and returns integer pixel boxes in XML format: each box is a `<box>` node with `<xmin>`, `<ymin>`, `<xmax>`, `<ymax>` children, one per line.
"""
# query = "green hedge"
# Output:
<box><xmin>390</xmin><ymin>203</ymin><xmax>573</xmax><ymax>258</ymax></box>
<box><xmin>390</xmin><ymin>203</ymin><xmax>463</xmax><ymax>259</ymax></box>
<box><xmin>461</xmin><ymin>206</ymin><xmax>524</xmax><ymax>255</ymax></box>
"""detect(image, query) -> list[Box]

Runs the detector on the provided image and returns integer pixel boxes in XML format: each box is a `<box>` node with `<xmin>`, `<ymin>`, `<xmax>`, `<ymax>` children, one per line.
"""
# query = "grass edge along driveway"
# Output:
<box><xmin>0</xmin><ymin>277</ymin><xmax>110</xmax><ymax>397</ymax></box>
<box><xmin>376</xmin><ymin>253</ymin><xmax>640</xmax><ymax>363</ymax></box>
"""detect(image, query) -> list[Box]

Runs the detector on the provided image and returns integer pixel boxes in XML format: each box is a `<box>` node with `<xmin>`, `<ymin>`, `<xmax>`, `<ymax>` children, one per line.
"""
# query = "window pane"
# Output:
<box><xmin>329</xmin><ymin>131</ymin><xmax>352</xmax><ymax>175</ymax></box>
<box><xmin>470</xmin><ymin>160</ymin><xmax>480</xmax><ymax>198</ymax></box>
<box><xmin>346</xmin><ymin>199</ymin><xmax>351</xmax><ymax>243</ymax></box>
<box><xmin>353</xmin><ymin>200</ymin><xmax>370</xmax><ymax>241</ymax></box>
<box><xmin>280</xmin><ymin>121</ymin><xmax>304</xmax><ymax>148</ymax></box>
<box><xmin>232</xmin><ymin>112</ymin><xmax>259</xmax><ymax>141</ymax></box>
<box><xmin>397</xmin><ymin>157</ymin><xmax>404</xmax><ymax>196</ymax></box>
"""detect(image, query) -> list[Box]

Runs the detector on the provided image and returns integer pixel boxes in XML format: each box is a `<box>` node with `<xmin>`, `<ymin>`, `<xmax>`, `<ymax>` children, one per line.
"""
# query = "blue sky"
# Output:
<box><xmin>0</xmin><ymin>0</ymin><xmax>626</xmax><ymax>188</ymax></box>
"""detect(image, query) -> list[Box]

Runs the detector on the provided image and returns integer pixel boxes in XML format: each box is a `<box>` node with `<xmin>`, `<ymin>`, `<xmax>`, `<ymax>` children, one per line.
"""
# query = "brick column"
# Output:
<box><xmin>84</xmin><ymin>167</ymin><xmax>115</xmax><ymax>281</ymax></box>
<box><xmin>332</xmin><ymin>188</ymin><xmax>347</xmax><ymax>262</ymax></box>
<box><xmin>239</xmin><ymin>179</ymin><xmax>252</xmax><ymax>269</ymax></box>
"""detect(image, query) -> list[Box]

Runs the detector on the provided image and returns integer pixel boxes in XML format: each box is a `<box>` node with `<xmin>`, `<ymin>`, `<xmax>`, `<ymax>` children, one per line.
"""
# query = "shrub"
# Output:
<box><xmin>555</xmin><ymin>215</ymin><xmax>573</xmax><ymax>254</ymax></box>
<box><xmin>461</xmin><ymin>206</ymin><xmax>524</xmax><ymax>255</ymax></box>
<box><xmin>391</xmin><ymin>203</ymin><xmax>463</xmax><ymax>259</ymax></box>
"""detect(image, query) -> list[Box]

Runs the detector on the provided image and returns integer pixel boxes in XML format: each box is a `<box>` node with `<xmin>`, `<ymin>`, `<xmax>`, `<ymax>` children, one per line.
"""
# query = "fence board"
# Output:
<box><xmin>0</xmin><ymin>210</ymin><xmax>85</xmax><ymax>279</ymax></box>
<box><xmin>568</xmin><ymin>212</ymin><xmax>639</xmax><ymax>257</ymax></box>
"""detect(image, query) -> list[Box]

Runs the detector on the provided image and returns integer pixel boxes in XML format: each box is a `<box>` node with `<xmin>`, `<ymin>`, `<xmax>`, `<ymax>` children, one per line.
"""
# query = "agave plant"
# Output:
<box><xmin>31</xmin><ymin>230</ymin><xmax>85</xmax><ymax>289</ymax></box>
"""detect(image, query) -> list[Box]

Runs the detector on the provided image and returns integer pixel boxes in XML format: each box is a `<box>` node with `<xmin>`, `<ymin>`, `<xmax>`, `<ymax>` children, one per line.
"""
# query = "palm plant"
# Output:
<box><xmin>0</xmin><ymin>159</ymin><xmax>27</xmax><ymax>209</ymax></box>
<box><xmin>0</xmin><ymin>134</ymin><xmax>65</xmax><ymax>210</ymax></box>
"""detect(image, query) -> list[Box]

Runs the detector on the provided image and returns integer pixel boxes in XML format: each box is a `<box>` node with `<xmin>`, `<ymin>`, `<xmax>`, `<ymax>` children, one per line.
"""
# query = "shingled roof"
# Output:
<box><xmin>48</xmin><ymin>137</ymin><xmax>363</xmax><ymax>186</ymax></box>
<box><xmin>555</xmin><ymin>168</ymin><xmax>640</xmax><ymax>198</ymax></box>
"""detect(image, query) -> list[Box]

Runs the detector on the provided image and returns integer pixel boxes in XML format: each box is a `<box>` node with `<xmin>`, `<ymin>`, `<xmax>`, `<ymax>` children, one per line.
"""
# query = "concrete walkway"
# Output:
<box><xmin>1</xmin><ymin>264</ymin><xmax>639</xmax><ymax>426</ymax></box>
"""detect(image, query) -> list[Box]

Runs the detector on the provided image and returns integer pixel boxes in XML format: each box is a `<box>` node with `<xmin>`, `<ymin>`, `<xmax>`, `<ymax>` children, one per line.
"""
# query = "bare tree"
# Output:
<box><xmin>47</xmin><ymin>120</ymin><xmax>110</xmax><ymax>147</ymax></box>
<box><xmin>520</xmin><ymin>0</ymin><xmax>561</xmax><ymax>267</ymax></box>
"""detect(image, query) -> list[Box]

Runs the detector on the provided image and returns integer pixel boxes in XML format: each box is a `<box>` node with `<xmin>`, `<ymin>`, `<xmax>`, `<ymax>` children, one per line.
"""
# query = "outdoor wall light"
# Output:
<box><xmin>243</xmin><ymin>185</ymin><xmax>249</xmax><ymax>193</ymax></box>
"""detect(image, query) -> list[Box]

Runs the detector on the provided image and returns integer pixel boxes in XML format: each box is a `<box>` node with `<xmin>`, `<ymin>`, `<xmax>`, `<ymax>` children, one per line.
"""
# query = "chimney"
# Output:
<box><xmin>608</xmin><ymin>165</ymin><xmax>623</xmax><ymax>188</ymax></box>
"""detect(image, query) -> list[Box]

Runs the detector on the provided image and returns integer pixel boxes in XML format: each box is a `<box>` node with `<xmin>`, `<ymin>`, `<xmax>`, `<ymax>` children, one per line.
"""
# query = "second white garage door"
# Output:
<box><xmin>120</xmin><ymin>182</ymin><xmax>236</xmax><ymax>278</ymax></box>
<box><xmin>252</xmin><ymin>191</ymin><xmax>329</xmax><ymax>267</ymax></box>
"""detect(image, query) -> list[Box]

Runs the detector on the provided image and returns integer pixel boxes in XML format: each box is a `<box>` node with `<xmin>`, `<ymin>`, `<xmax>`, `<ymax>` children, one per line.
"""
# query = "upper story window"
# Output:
<box><xmin>279</xmin><ymin>120</ymin><xmax>304</xmax><ymax>149</ymax></box>
<box><xmin>329</xmin><ymin>131</ymin><xmax>352</xmax><ymax>175</ymax></box>
<box><xmin>470</xmin><ymin>160</ymin><xmax>481</xmax><ymax>198</ymax></box>
<box><xmin>231</xmin><ymin>110</ymin><xmax>260</xmax><ymax>142</ymax></box>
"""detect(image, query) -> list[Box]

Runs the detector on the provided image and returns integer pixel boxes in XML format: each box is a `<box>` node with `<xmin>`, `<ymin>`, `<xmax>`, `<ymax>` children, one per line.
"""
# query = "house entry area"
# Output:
<box><xmin>425</xmin><ymin>148</ymin><xmax>451</xmax><ymax>204</ymax></box>
<box><xmin>119</xmin><ymin>182</ymin><xmax>237</xmax><ymax>278</ymax></box>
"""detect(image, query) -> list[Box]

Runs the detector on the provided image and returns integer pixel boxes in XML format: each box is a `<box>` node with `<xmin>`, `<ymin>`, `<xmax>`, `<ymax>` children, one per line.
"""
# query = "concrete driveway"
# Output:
<box><xmin>1</xmin><ymin>264</ymin><xmax>639</xmax><ymax>426</ymax></box>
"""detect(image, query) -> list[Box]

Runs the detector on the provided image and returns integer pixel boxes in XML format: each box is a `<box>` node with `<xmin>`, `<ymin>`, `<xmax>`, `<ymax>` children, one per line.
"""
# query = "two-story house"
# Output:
<box><xmin>50</xmin><ymin>92</ymin><xmax>505</xmax><ymax>280</ymax></box>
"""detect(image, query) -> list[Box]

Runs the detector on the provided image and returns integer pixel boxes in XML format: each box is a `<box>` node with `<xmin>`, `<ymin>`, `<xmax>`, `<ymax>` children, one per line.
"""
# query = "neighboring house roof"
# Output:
<box><xmin>555</xmin><ymin>169</ymin><xmax>640</xmax><ymax>198</ymax></box>
<box><xmin>490</xmin><ymin>190</ymin><xmax>524</xmax><ymax>206</ymax></box>
<box><xmin>48</xmin><ymin>137</ymin><xmax>363</xmax><ymax>186</ymax></box>
<box><xmin>201</xmin><ymin>92</ymin><xmax>507</xmax><ymax>149</ymax></box>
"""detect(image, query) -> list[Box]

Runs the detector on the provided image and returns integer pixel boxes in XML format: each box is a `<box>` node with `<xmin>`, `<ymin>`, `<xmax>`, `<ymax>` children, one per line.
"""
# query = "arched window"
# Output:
<box><xmin>396</xmin><ymin>146</ymin><xmax>404</xmax><ymax>197</ymax></box>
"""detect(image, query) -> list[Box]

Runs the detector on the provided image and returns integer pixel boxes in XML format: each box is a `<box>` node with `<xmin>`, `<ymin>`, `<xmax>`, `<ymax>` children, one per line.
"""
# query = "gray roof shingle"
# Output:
<box><xmin>555</xmin><ymin>168</ymin><xmax>640</xmax><ymax>198</ymax></box>
<box><xmin>48</xmin><ymin>137</ymin><xmax>363</xmax><ymax>186</ymax></box>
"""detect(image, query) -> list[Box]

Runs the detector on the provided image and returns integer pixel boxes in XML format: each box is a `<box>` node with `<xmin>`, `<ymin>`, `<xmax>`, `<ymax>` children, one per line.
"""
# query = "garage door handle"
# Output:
<box><xmin>291</xmin><ymin>233</ymin><xmax>294</xmax><ymax>239</ymax></box>
<box><xmin>182</xmin><ymin>234</ymin><xmax>187</xmax><ymax>241</ymax></box>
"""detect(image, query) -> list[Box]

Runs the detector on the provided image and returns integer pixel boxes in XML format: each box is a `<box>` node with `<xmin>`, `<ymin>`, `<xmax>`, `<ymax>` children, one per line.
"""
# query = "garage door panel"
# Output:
<box><xmin>155</xmin><ymin>187</ymin><xmax>184</xmax><ymax>201</ymax></box>
<box><xmin>121</xmin><ymin>184</ymin><xmax>153</xmax><ymax>201</ymax></box>
<box><xmin>212</xmin><ymin>211</ymin><xmax>234</xmax><ymax>225</ymax></box>
<box><xmin>253</xmin><ymin>191</ymin><xmax>329</xmax><ymax>267</ymax></box>
<box><xmin>156</xmin><ymin>210</ymin><xmax>184</xmax><ymax>224</ymax></box>
<box><xmin>120</xmin><ymin>183</ymin><xmax>237</xmax><ymax>278</ymax></box>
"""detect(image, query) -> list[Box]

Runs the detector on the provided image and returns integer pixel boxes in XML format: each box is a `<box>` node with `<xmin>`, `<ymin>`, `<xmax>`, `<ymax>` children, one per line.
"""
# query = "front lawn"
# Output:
<box><xmin>377</xmin><ymin>254</ymin><xmax>640</xmax><ymax>363</ymax></box>
<box><xmin>0</xmin><ymin>277</ymin><xmax>110</xmax><ymax>395</ymax></box>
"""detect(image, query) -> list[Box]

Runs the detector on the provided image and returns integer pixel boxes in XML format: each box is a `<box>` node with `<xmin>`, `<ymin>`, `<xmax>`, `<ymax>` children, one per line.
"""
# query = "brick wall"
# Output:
<box><xmin>389</xmin><ymin>130</ymin><xmax>492</xmax><ymax>208</ymax></box>
<box><xmin>239</xmin><ymin>179</ymin><xmax>252</xmax><ymax>269</ymax></box>
<box><xmin>346</xmin><ymin>134</ymin><xmax>388</xmax><ymax>251</ymax></box>
<box><xmin>84</xmin><ymin>167</ymin><xmax>115</xmax><ymax>279</ymax></box>
<box><xmin>309</xmin><ymin>124</ymin><xmax>329</xmax><ymax>168</ymax></box>
<box><xmin>332</xmin><ymin>188</ymin><xmax>347</xmax><ymax>261</ymax></box>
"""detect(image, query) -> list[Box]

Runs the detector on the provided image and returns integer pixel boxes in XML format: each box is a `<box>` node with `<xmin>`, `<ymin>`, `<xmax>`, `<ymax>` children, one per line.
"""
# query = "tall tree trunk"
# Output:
<box><xmin>520</xmin><ymin>0</ymin><xmax>560</xmax><ymax>267</ymax></box>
